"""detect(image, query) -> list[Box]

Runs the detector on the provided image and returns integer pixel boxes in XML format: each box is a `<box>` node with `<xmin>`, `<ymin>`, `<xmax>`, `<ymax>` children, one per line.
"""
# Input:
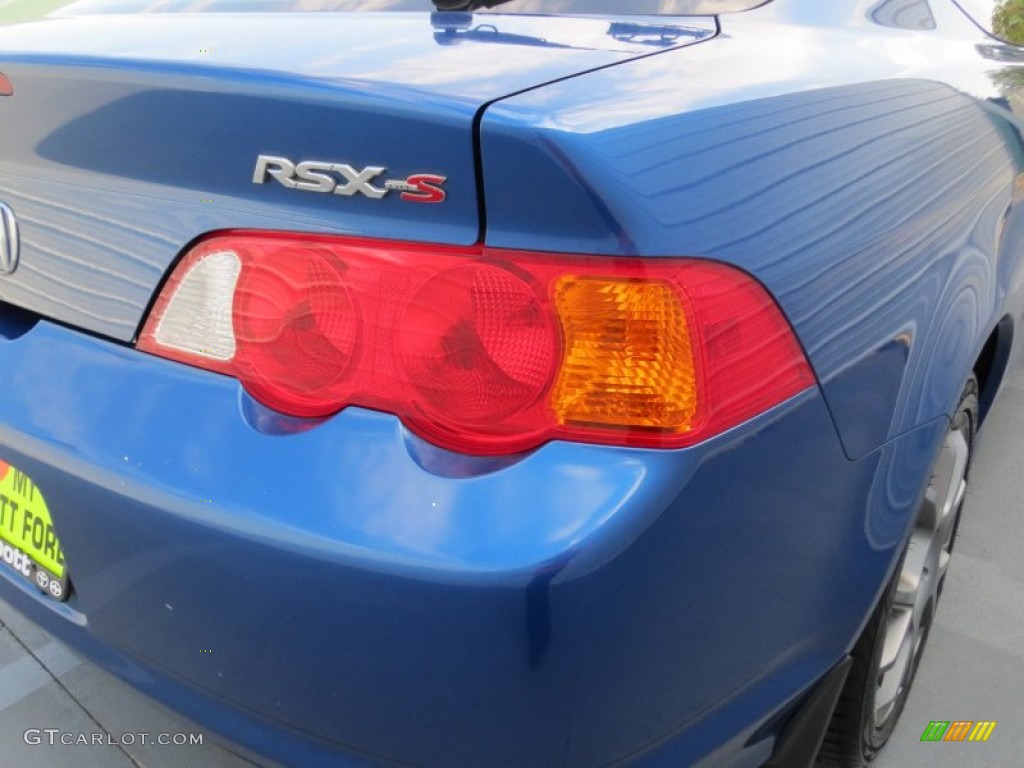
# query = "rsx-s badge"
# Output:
<box><xmin>253</xmin><ymin>155</ymin><xmax>447</xmax><ymax>204</ymax></box>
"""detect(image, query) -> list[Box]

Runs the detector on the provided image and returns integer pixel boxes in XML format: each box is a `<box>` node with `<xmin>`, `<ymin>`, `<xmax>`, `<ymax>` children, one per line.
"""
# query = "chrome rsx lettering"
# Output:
<box><xmin>253</xmin><ymin>155</ymin><xmax>447</xmax><ymax>204</ymax></box>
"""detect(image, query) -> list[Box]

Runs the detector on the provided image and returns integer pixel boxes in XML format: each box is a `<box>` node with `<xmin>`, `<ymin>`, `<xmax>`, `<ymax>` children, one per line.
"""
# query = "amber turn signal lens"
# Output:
<box><xmin>552</xmin><ymin>277</ymin><xmax>698</xmax><ymax>432</ymax></box>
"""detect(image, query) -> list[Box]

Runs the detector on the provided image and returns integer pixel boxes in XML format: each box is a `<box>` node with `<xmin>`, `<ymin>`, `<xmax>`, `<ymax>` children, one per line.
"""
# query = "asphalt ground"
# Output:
<box><xmin>0</xmin><ymin>373</ymin><xmax>1021</xmax><ymax>767</ymax></box>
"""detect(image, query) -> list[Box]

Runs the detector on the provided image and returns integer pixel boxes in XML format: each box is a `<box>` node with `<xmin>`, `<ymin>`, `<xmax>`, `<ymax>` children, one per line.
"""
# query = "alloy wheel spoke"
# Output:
<box><xmin>873</xmin><ymin>421</ymin><xmax>970</xmax><ymax>730</ymax></box>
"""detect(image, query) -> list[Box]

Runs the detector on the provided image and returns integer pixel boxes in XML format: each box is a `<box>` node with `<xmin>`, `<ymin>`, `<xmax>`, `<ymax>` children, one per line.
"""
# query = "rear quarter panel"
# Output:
<box><xmin>481</xmin><ymin>0</ymin><xmax>1024</xmax><ymax>459</ymax></box>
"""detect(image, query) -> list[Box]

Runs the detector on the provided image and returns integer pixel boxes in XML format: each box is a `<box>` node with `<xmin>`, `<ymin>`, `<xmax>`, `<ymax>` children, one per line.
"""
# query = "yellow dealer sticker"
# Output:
<box><xmin>0</xmin><ymin>459</ymin><xmax>68</xmax><ymax>601</ymax></box>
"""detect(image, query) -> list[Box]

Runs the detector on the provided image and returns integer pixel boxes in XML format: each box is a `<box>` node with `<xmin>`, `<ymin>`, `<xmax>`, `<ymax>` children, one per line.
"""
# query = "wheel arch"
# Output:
<box><xmin>973</xmin><ymin>313</ymin><xmax>1014</xmax><ymax>426</ymax></box>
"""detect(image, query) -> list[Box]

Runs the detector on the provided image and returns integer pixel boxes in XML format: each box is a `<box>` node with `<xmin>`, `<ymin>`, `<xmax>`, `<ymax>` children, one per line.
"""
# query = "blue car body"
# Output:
<box><xmin>0</xmin><ymin>0</ymin><xmax>1021</xmax><ymax>766</ymax></box>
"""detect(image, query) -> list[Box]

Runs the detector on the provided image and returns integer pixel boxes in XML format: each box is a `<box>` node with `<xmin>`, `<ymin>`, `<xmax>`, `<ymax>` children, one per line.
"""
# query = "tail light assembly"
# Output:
<box><xmin>138</xmin><ymin>231</ymin><xmax>814</xmax><ymax>455</ymax></box>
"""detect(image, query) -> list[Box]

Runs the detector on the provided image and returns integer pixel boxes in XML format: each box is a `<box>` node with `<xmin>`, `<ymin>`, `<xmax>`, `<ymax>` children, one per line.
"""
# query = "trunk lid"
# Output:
<box><xmin>0</xmin><ymin>6</ymin><xmax>715</xmax><ymax>341</ymax></box>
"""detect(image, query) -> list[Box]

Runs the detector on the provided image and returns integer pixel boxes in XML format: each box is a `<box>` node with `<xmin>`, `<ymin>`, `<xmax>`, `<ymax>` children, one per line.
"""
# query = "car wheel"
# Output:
<box><xmin>817</xmin><ymin>375</ymin><xmax>978</xmax><ymax>766</ymax></box>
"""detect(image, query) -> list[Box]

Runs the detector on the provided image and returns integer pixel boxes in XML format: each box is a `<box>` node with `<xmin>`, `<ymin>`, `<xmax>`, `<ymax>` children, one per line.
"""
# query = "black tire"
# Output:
<box><xmin>816</xmin><ymin>375</ymin><xmax>978</xmax><ymax>766</ymax></box>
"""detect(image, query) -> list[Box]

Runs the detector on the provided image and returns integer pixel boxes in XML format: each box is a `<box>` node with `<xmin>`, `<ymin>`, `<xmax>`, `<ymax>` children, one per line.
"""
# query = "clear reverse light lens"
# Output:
<box><xmin>152</xmin><ymin>250</ymin><xmax>240</xmax><ymax>362</ymax></box>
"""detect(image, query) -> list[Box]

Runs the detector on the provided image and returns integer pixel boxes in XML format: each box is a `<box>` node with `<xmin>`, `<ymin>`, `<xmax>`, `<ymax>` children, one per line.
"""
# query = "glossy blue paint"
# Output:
<box><xmin>0</xmin><ymin>1</ymin><xmax>1022</xmax><ymax>766</ymax></box>
<box><xmin>481</xmin><ymin>0</ymin><xmax>1024</xmax><ymax>458</ymax></box>
<box><xmin>0</xmin><ymin>11</ymin><xmax>716</xmax><ymax>341</ymax></box>
<box><xmin>0</xmin><ymin>317</ymin><xmax>942</xmax><ymax>767</ymax></box>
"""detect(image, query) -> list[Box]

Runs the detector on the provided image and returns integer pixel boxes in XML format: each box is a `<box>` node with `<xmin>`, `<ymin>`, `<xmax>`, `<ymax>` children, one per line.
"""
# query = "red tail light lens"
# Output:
<box><xmin>397</xmin><ymin>264</ymin><xmax>557</xmax><ymax>425</ymax></box>
<box><xmin>234</xmin><ymin>244</ymin><xmax>358</xmax><ymax>417</ymax></box>
<box><xmin>138</xmin><ymin>232</ymin><xmax>815</xmax><ymax>455</ymax></box>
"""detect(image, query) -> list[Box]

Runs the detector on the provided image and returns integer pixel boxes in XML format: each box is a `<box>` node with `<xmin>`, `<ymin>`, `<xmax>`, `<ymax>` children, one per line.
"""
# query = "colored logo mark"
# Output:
<box><xmin>920</xmin><ymin>720</ymin><xmax>997</xmax><ymax>742</ymax></box>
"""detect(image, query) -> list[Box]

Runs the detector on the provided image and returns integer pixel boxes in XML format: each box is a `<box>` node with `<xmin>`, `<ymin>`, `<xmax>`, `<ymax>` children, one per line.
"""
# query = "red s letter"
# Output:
<box><xmin>401</xmin><ymin>174</ymin><xmax>447</xmax><ymax>204</ymax></box>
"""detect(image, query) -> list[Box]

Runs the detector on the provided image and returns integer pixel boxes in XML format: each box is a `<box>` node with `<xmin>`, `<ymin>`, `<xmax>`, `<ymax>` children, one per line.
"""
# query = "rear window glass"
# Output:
<box><xmin>954</xmin><ymin>0</ymin><xmax>1024</xmax><ymax>43</ymax></box>
<box><xmin>59</xmin><ymin>0</ymin><xmax>771</xmax><ymax>15</ymax></box>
